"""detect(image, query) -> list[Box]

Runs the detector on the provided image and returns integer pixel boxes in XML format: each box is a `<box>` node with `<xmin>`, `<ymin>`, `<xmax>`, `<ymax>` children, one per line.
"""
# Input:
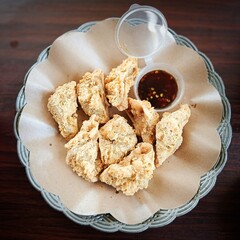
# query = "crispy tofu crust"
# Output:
<box><xmin>77</xmin><ymin>69</ymin><xmax>109</xmax><ymax>123</ymax></box>
<box><xmin>65</xmin><ymin>115</ymin><xmax>103</xmax><ymax>182</ymax></box>
<box><xmin>47</xmin><ymin>81</ymin><xmax>78</xmax><ymax>141</ymax></box>
<box><xmin>105</xmin><ymin>58</ymin><xmax>138</xmax><ymax>111</ymax></box>
<box><xmin>47</xmin><ymin>60</ymin><xmax>193</xmax><ymax>195</ymax></box>
<box><xmin>127</xmin><ymin>97</ymin><xmax>160</xmax><ymax>144</ymax></box>
<box><xmin>100</xmin><ymin>142</ymin><xmax>155</xmax><ymax>196</ymax></box>
<box><xmin>155</xmin><ymin>104</ymin><xmax>191</xmax><ymax>167</ymax></box>
<box><xmin>99</xmin><ymin>114</ymin><xmax>137</xmax><ymax>166</ymax></box>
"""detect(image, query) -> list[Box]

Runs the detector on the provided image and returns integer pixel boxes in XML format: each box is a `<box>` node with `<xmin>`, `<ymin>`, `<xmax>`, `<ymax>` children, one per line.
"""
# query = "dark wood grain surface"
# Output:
<box><xmin>1</xmin><ymin>0</ymin><xmax>239</xmax><ymax>239</ymax></box>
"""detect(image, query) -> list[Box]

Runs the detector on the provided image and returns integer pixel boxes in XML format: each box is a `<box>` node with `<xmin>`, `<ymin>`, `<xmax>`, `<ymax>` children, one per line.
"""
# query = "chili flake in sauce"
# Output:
<box><xmin>138</xmin><ymin>70</ymin><xmax>178</xmax><ymax>109</ymax></box>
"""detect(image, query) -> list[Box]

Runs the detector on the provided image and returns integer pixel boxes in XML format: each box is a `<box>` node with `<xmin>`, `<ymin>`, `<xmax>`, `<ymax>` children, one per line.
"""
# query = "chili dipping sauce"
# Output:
<box><xmin>138</xmin><ymin>70</ymin><xmax>178</xmax><ymax>109</ymax></box>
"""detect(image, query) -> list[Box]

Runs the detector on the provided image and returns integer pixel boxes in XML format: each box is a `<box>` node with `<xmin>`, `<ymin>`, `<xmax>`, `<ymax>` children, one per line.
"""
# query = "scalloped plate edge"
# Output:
<box><xmin>14</xmin><ymin>20</ymin><xmax>232</xmax><ymax>233</ymax></box>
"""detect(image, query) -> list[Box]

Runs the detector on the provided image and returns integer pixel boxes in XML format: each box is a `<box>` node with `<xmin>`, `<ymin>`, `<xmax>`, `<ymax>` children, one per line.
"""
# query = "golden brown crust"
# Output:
<box><xmin>47</xmin><ymin>60</ymin><xmax>193</xmax><ymax>195</ymax></box>
<box><xmin>47</xmin><ymin>81</ymin><xmax>78</xmax><ymax>141</ymax></box>
<box><xmin>100</xmin><ymin>142</ymin><xmax>155</xmax><ymax>196</ymax></box>
<box><xmin>127</xmin><ymin>97</ymin><xmax>160</xmax><ymax>144</ymax></box>
<box><xmin>77</xmin><ymin>69</ymin><xmax>109</xmax><ymax>124</ymax></box>
<box><xmin>105</xmin><ymin>58</ymin><xmax>138</xmax><ymax>111</ymax></box>
<box><xmin>155</xmin><ymin>104</ymin><xmax>191</xmax><ymax>167</ymax></box>
<box><xmin>99</xmin><ymin>114</ymin><xmax>137</xmax><ymax>166</ymax></box>
<box><xmin>65</xmin><ymin>115</ymin><xmax>103</xmax><ymax>182</ymax></box>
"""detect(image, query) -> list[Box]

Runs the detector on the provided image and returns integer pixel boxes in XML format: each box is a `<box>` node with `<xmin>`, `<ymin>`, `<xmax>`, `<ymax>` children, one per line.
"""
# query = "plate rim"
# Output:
<box><xmin>14</xmin><ymin>19</ymin><xmax>232</xmax><ymax>233</ymax></box>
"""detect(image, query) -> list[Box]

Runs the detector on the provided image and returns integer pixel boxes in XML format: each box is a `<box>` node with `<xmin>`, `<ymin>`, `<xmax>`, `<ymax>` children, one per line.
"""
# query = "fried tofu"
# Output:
<box><xmin>100</xmin><ymin>142</ymin><xmax>155</xmax><ymax>196</ymax></box>
<box><xmin>47</xmin><ymin>59</ymin><xmax>193</xmax><ymax>195</ymax></box>
<box><xmin>77</xmin><ymin>69</ymin><xmax>109</xmax><ymax>124</ymax></box>
<box><xmin>127</xmin><ymin>97</ymin><xmax>160</xmax><ymax>144</ymax></box>
<box><xmin>65</xmin><ymin>115</ymin><xmax>103</xmax><ymax>182</ymax></box>
<box><xmin>99</xmin><ymin>114</ymin><xmax>137</xmax><ymax>166</ymax></box>
<box><xmin>47</xmin><ymin>81</ymin><xmax>78</xmax><ymax>141</ymax></box>
<box><xmin>155</xmin><ymin>104</ymin><xmax>191</xmax><ymax>167</ymax></box>
<box><xmin>105</xmin><ymin>58</ymin><xmax>138</xmax><ymax>111</ymax></box>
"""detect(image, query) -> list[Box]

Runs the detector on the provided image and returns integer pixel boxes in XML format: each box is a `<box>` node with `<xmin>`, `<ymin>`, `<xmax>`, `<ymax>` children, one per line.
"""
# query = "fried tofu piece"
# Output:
<box><xmin>155</xmin><ymin>104</ymin><xmax>191</xmax><ymax>167</ymax></box>
<box><xmin>100</xmin><ymin>142</ymin><xmax>155</xmax><ymax>196</ymax></box>
<box><xmin>127</xmin><ymin>97</ymin><xmax>160</xmax><ymax>144</ymax></box>
<box><xmin>65</xmin><ymin>115</ymin><xmax>103</xmax><ymax>182</ymax></box>
<box><xmin>47</xmin><ymin>81</ymin><xmax>78</xmax><ymax>141</ymax></box>
<box><xmin>99</xmin><ymin>114</ymin><xmax>137</xmax><ymax>166</ymax></box>
<box><xmin>105</xmin><ymin>58</ymin><xmax>138</xmax><ymax>111</ymax></box>
<box><xmin>77</xmin><ymin>69</ymin><xmax>109</xmax><ymax>124</ymax></box>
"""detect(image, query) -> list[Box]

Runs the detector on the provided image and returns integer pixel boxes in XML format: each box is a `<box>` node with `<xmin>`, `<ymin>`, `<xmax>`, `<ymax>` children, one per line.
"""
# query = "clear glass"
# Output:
<box><xmin>115</xmin><ymin>4</ymin><xmax>168</xmax><ymax>59</ymax></box>
<box><xmin>116</xmin><ymin>4</ymin><xmax>184</xmax><ymax>112</ymax></box>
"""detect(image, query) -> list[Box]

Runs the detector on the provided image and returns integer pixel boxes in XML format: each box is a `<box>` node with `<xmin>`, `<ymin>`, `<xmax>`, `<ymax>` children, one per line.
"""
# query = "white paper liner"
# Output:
<box><xmin>19</xmin><ymin>19</ymin><xmax>222</xmax><ymax>224</ymax></box>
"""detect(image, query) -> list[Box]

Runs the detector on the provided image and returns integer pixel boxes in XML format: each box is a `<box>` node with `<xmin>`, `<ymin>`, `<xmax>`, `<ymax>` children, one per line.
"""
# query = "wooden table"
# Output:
<box><xmin>1</xmin><ymin>0</ymin><xmax>239</xmax><ymax>239</ymax></box>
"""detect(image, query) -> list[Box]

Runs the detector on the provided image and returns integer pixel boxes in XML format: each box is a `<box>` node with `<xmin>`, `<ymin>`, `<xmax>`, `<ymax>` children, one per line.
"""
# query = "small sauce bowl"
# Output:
<box><xmin>134</xmin><ymin>63</ymin><xmax>185</xmax><ymax>112</ymax></box>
